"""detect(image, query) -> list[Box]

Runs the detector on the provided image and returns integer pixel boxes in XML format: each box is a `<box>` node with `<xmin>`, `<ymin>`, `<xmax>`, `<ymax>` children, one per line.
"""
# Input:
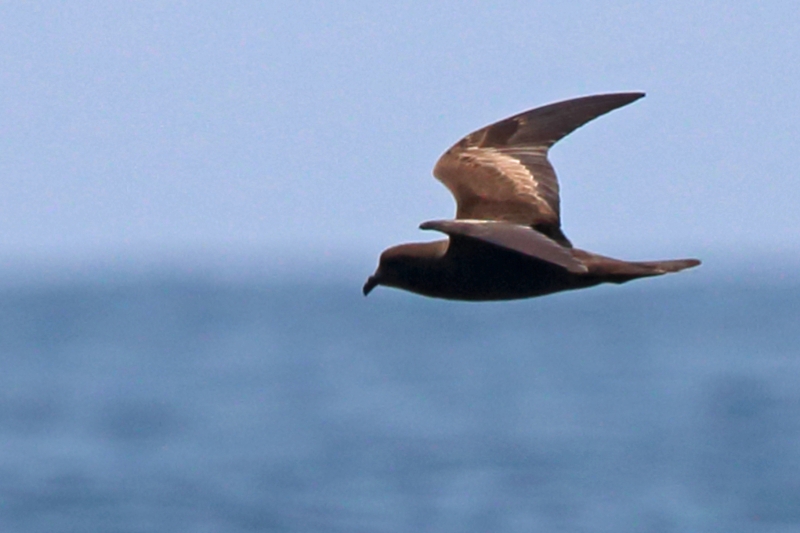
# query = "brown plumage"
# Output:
<box><xmin>364</xmin><ymin>93</ymin><xmax>700</xmax><ymax>301</ymax></box>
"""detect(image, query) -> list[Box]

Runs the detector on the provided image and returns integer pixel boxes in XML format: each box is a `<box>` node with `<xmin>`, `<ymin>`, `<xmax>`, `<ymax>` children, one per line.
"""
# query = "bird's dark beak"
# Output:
<box><xmin>363</xmin><ymin>275</ymin><xmax>379</xmax><ymax>296</ymax></box>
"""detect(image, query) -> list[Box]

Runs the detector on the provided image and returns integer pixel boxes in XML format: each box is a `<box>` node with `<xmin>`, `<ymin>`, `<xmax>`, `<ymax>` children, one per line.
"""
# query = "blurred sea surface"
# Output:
<box><xmin>1</xmin><ymin>267</ymin><xmax>799</xmax><ymax>532</ymax></box>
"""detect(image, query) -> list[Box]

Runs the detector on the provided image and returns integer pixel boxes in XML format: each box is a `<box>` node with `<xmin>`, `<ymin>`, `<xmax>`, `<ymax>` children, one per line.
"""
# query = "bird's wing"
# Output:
<box><xmin>420</xmin><ymin>219</ymin><xmax>587</xmax><ymax>274</ymax></box>
<box><xmin>432</xmin><ymin>93</ymin><xmax>645</xmax><ymax>244</ymax></box>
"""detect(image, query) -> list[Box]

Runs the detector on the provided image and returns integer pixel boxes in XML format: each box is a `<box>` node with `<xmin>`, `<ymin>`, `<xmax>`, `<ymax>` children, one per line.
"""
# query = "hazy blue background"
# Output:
<box><xmin>0</xmin><ymin>1</ymin><xmax>798</xmax><ymax>278</ymax></box>
<box><xmin>3</xmin><ymin>280</ymin><xmax>800</xmax><ymax>532</ymax></box>
<box><xmin>2</xmin><ymin>3</ymin><xmax>800</xmax><ymax>533</ymax></box>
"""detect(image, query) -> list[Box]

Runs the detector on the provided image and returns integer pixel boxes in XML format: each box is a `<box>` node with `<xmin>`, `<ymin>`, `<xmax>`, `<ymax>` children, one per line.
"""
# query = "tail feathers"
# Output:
<box><xmin>578</xmin><ymin>252</ymin><xmax>702</xmax><ymax>284</ymax></box>
<box><xmin>573</xmin><ymin>249</ymin><xmax>701</xmax><ymax>284</ymax></box>
<box><xmin>635</xmin><ymin>258</ymin><xmax>701</xmax><ymax>274</ymax></box>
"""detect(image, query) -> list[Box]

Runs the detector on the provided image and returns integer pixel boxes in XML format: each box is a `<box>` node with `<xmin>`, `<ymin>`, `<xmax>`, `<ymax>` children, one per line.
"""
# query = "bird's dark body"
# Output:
<box><xmin>377</xmin><ymin>239</ymin><xmax>598</xmax><ymax>301</ymax></box>
<box><xmin>364</xmin><ymin>92</ymin><xmax>701</xmax><ymax>301</ymax></box>
<box><xmin>371</xmin><ymin>238</ymin><xmax>697</xmax><ymax>301</ymax></box>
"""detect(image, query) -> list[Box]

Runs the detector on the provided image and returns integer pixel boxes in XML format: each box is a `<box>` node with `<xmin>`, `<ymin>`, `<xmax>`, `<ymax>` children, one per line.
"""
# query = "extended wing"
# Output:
<box><xmin>432</xmin><ymin>93</ymin><xmax>645</xmax><ymax>245</ymax></box>
<box><xmin>420</xmin><ymin>219</ymin><xmax>588</xmax><ymax>274</ymax></box>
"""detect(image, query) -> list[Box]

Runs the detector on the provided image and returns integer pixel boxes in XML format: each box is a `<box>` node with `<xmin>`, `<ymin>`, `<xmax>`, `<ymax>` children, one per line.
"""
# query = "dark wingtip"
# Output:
<box><xmin>419</xmin><ymin>221</ymin><xmax>436</xmax><ymax>230</ymax></box>
<box><xmin>629</xmin><ymin>92</ymin><xmax>646</xmax><ymax>104</ymax></box>
<box><xmin>613</xmin><ymin>91</ymin><xmax>645</xmax><ymax>101</ymax></box>
<box><xmin>580</xmin><ymin>91</ymin><xmax>645</xmax><ymax>108</ymax></box>
<box><xmin>492</xmin><ymin>91</ymin><xmax>649</xmax><ymax>149</ymax></box>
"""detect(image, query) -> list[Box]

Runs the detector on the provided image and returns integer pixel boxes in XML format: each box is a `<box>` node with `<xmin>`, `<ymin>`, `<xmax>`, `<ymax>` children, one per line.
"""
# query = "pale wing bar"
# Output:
<box><xmin>433</xmin><ymin>92</ymin><xmax>645</xmax><ymax>228</ymax></box>
<box><xmin>448</xmin><ymin>146</ymin><xmax>554</xmax><ymax>221</ymax></box>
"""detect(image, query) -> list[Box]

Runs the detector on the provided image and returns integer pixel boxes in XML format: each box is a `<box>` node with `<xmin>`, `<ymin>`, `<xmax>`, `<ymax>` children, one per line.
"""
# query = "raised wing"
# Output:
<box><xmin>433</xmin><ymin>93</ymin><xmax>645</xmax><ymax>245</ymax></box>
<box><xmin>420</xmin><ymin>219</ymin><xmax>588</xmax><ymax>274</ymax></box>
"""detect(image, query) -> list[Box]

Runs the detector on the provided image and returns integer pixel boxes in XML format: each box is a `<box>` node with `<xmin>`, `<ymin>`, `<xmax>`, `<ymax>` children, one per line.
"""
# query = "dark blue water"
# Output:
<box><xmin>1</xmin><ymin>274</ymin><xmax>799</xmax><ymax>532</ymax></box>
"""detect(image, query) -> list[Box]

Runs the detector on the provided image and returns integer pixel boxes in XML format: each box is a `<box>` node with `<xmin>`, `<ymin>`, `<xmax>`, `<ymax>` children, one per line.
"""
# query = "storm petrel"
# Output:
<box><xmin>364</xmin><ymin>93</ymin><xmax>700</xmax><ymax>301</ymax></box>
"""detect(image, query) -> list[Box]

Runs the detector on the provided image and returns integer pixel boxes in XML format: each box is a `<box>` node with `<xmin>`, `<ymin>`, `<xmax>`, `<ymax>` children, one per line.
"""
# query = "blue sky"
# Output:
<box><xmin>1</xmin><ymin>2</ymin><xmax>798</xmax><ymax>273</ymax></box>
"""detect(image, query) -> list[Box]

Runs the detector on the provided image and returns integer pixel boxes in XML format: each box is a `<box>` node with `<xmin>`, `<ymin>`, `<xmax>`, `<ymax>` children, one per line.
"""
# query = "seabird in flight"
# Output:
<box><xmin>364</xmin><ymin>93</ymin><xmax>700</xmax><ymax>301</ymax></box>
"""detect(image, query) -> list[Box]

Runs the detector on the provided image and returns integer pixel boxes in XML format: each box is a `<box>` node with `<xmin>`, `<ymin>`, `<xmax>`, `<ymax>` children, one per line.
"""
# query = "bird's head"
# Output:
<box><xmin>362</xmin><ymin>246</ymin><xmax>407</xmax><ymax>296</ymax></box>
<box><xmin>363</xmin><ymin>241</ymin><xmax>448</xmax><ymax>296</ymax></box>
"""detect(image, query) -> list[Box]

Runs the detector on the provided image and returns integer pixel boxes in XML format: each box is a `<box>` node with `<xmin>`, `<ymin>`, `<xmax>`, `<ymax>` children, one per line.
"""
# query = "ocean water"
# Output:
<box><xmin>1</xmin><ymin>272</ymin><xmax>799</xmax><ymax>532</ymax></box>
